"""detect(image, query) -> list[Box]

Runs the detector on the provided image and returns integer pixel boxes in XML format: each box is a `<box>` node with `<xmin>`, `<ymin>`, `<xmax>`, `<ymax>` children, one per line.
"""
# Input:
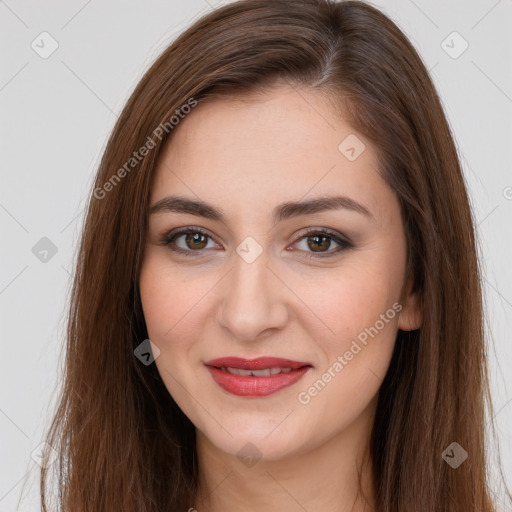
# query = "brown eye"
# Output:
<box><xmin>292</xmin><ymin>229</ymin><xmax>352</xmax><ymax>258</ymax></box>
<box><xmin>183</xmin><ymin>232</ymin><xmax>208</xmax><ymax>250</ymax></box>
<box><xmin>162</xmin><ymin>227</ymin><xmax>220</xmax><ymax>256</ymax></box>
<box><xmin>306</xmin><ymin>234</ymin><xmax>332</xmax><ymax>252</ymax></box>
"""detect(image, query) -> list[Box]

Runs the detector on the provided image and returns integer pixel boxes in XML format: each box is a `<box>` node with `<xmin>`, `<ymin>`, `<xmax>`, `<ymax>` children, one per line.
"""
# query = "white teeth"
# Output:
<box><xmin>224</xmin><ymin>367</ymin><xmax>252</xmax><ymax>376</ymax></box>
<box><xmin>251</xmin><ymin>369</ymin><xmax>272</xmax><ymax>377</ymax></box>
<box><xmin>221</xmin><ymin>367</ymin><xmax>295</xmax><ymax>376</ymax></box>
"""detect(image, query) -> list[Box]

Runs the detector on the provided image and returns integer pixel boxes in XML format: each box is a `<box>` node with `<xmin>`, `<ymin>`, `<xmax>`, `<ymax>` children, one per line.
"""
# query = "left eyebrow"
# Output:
<box><xmin>148</xmin><ymin>194</ymin><xmax>374</xmax><ymax>223</ymax></box>
<box><xmin>274</xmin><ymin>195</ymin><xmax>374</xmax><ymax>222</ymax></box>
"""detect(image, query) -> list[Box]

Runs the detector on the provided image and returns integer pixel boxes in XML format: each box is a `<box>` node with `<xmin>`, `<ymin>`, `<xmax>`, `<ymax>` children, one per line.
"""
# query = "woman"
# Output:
<box><xmin>40</xmin><ymin>0</ymin><xmax>509</xmax><ymax>510</ymax></box>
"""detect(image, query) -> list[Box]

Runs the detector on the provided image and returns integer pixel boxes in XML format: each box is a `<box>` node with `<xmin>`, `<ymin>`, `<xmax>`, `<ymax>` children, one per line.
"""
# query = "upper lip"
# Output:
<box><xmin>204</xmin><ymin>357</ymin><xmax>312</xmax><ymax>370</ymax></box>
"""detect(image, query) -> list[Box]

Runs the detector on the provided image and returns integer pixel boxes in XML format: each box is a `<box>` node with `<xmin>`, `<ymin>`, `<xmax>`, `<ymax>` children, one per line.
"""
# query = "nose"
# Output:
<box><xmin>216</xmin><ymin>250</ymin><xmax>289</xmax><ymax>341</ymax></box>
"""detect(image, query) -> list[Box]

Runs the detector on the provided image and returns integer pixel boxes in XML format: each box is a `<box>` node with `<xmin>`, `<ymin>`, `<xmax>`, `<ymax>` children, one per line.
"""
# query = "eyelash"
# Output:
<box><xmin>160</xmin><ymin>226</ymin><xmax>353</xmax><ymax>259</ymax></box>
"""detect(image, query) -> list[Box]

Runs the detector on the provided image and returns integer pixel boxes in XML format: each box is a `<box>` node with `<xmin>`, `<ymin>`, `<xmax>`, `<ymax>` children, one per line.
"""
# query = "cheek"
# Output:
<box><xmin>138</xmin><ymin>251</ymin><xmax>227</xmax><ymax>412</ymax></box>
<box><xmin>290</xmin><ymin>253</ymin><xmax>402</xmax><ymax>404</ymax></box>
<box><xmin>139</xmin><ymin>252</ymin><xmax>207</xmax><ymax>343</ymax></box>
<box><xmin>291</xmin><ymin>259</ymin><xmax>401</xmax><ymax>348</ymax></box>
<box><xmin>138</xmin><ymin>254</ymin><xmax>207</xmax><ymax>411</ymax></box>
<box><xmin>295</xmin><ymin>272</ymin><xmax>399</xmax><ymax>431</ymax></box>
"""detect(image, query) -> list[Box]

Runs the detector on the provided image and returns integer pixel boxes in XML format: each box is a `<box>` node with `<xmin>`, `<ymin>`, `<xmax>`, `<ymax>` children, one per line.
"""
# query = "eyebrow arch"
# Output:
<box><xmin>148</xmin><ymin>194</ymin><xmax>374</xmax><ymax>223</ymax></box>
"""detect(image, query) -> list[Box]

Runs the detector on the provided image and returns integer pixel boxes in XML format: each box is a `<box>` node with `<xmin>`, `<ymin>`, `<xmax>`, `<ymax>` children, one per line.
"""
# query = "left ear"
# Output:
<box><xmin>397</xmin><ymin>275</ymin><xmax>423</xmax><ymax>331</ymax></box>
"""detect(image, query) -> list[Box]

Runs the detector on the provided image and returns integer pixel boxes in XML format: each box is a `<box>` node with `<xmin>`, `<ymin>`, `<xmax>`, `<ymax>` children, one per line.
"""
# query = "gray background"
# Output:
<box><xmin>1</xmin><ymin>0</ymin><xmax>511</xmax><ymax>510</ymax></box>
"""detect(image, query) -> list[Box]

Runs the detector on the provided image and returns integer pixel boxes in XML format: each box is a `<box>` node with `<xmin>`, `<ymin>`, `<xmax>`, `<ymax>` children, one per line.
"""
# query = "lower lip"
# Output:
<box><xmin>206</xmin><ymin>366</ymin><xmax>310</xmax><ymax>397</ymax></box>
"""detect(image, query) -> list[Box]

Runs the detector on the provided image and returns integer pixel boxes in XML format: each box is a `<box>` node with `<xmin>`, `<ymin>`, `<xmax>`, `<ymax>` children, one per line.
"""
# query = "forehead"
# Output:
<box><xmin>150</xmin><ymin>85</ymin><xmax>396</xmax><ymax>226</ymax></box>
<box><xmin>160</xmin><ymin>85</ymin><xmax>349</xmax><ymax>164</ymax></box>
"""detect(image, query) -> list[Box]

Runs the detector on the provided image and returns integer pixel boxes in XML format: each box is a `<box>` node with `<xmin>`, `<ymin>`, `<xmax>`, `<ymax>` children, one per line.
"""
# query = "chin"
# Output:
<box><xmin>197</xmin><ymin>417</ymin><xmax>314</xmax><ymax>464</ymax></box>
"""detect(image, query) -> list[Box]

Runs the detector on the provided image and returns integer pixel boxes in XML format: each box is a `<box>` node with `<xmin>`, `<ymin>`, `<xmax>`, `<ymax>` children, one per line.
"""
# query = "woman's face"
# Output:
<box><xmin>139</xmin><ymin>84</ymin><xmax>421</xmax><ymax>462</ymax></box>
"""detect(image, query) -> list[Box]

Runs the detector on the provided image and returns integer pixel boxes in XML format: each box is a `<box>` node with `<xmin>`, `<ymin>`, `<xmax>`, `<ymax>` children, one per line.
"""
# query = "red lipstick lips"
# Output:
<box><xmin>204</xmin><ymin>357</ymin><xmax>312</xmax><ymax>397</ymax></box>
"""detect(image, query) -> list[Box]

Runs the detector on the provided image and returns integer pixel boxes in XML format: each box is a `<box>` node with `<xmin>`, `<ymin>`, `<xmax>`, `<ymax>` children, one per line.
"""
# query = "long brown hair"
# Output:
<box><xmin>39</xmin><ymin>0</ymin><xmax>507</xmax><ymax>510</ymax></box>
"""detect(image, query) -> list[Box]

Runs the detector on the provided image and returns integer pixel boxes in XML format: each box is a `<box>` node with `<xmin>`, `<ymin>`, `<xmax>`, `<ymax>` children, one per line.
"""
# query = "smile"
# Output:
<box><xmin>204</xmin><ymin>356</ymin><xmax>312</xmax><ymax>397</ymax></box>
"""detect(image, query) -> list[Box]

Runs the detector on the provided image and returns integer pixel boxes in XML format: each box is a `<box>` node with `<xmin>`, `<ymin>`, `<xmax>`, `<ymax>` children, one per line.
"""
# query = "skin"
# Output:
<box><xmin>139</xmin><ymin>83</ymin><xmax>422</xmax><ymax>512</ymax></box>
